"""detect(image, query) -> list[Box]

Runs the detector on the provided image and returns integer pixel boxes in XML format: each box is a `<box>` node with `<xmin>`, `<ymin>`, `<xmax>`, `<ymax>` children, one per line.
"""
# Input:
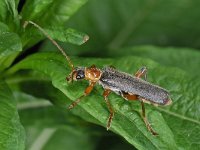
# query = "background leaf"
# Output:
<box><xmin>0</xmin><ymin>22</ymin><xmax>22</xmax><ymax>71</ymax></box>
<box><xmin>23</xmin><ymin>24</ymin><xmax>89</xmax><ymax>47</ymax></box>
<box><xmin>20</xmin><ymin>0</ymin><xmax>88</xmax><ymax>48</ymax></box>
<box><xmin>0</xmin><ymin>0</ymin><xmax>20</xmax><ymax>31</ymax></box>
<box><xmin>0</xmin><ymin>23</ymin><xmax>22</xmax><ymax>57</ymax></box>
<box><xmin>0</xmin><ymin>80</ymin><xmax>25</xmax><ymax>150</ymax></box>
<box><xmin>45</xmin><ymin>28</ymin><xmax>89</xmax><ymax>45</ymax></box>
<box><xmin>20</xmin><ymin>0</ymin><xmax>88</xmax><ymax>26</ymax></box>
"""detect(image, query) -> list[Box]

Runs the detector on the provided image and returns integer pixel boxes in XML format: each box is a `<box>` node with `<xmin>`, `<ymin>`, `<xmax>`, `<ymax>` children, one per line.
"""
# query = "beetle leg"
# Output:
<box><xmin>68</xmin><ymin>82</ymin><xmax>96</xmax><ymax>109</ymax></box>
<box><xmin>122</xmin><ymin>92</ymin><xmax>158</xmax><ymax>135</ymax></box>
<box><xmin>103</xmin><ymin>89</ymin><xmax>114</xmax><ymax>130</ymax></box>
<box><xmin>135</xmin><ymin>66</ymin><xmax>147</xmax><ymax>80</ymax></box>
<box><xmin>121</xmin><ymin>92</ymin><xmax>138</xmax><ymax>100</ymax></box>
<box><xmin>141</xmin><ymin>100</ymin><xmax>158</xmax><ymax>135</ymax></box>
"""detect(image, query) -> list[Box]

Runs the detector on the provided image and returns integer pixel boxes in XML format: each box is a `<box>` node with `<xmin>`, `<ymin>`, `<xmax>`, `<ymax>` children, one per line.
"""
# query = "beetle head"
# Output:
<box><xmin>66</xmin><ymin>65</ymin><xmax>102</xmax><ymax>82</ymax></box>
<box><xmin>66</xmin><ymin>67</ymin><xmax>85</xmax><ymax>82</ymax></box>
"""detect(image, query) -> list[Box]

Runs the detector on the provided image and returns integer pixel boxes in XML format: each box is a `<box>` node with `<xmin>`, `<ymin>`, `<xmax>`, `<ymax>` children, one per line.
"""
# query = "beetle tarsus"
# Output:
<box><xmin>106</xmin><ymin>112</ymin><xmax>114</xmax><ymax>130</ymax></box>
<box><xmin>68</xmin><ymin>96</ymin><xmax>83</xmax><ymax>110</ymax></box>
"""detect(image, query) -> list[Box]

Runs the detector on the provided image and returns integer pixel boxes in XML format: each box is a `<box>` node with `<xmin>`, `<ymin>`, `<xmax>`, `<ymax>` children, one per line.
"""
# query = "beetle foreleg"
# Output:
<box><xmin>68</xmin><ymin>82</ymin><xmax>96</xmax><ymax>109</ymax></box>
<box><xmin>135</xmin><ymin>66</ymin><xmax>147</xmax><ymax>80</ymax></box>
<box><xmin>103</xmin><ymin>89</ymin><xmax>114</xmax><ymax>130</ymax></box>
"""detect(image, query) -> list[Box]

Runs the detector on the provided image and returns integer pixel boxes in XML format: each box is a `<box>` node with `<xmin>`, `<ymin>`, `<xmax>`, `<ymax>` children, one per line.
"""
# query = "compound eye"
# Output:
<box><xmin>76</xmin><ymin>70</ymin><xmax>85</xmax><ymax>80</ymax></box>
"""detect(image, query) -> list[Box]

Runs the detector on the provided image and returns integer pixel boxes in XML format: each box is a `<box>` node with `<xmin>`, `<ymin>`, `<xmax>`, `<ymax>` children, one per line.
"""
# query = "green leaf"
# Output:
<box><xmin>21</xmin><ymin>0</ymin><xmax>88</xmax><ymax>26</ymax></box>
<box><xmin>46</xmin><ymin>27</ymin><xmax>89</xmax><ymax>45</ymax></box>
<box><xmin>23</xmin><ymin>25</ymin><xmax>89</xmax><ymax>46</ymax></box>
<box><xmin>0</xmin><ymin>0</ymin><xmax>20</xmax><ymax>31</ymax></box>
<box><xmin>0</xmin><ymin>53</ymin><xmax>19</xmax><ymax>72</ymax></box>
<box><xmin>20</xmin><ymin>0</ymin><xmax>88</xmax><ymax>48</ymax></box>
<box><xmin>0</xmin><ymin>80</ymin><xmax>25</xmax><ymax>150</ymax></box>
<box><xmin>9</xmin><ymin>52</ymin><xmax>194</xmax><ymax>149</ymax></box>
<box><xmin>0</xmin><ymin>22</ymin><xmax>9</xmax><ymax>31</ymax></box>
<box><xmin>0</xmin><ymin>22</ymin><xmax>22</xmax><ymax>71</ymax></box>
<box><xmin>0</xmin><ymin>23</ymin><xmax>22</xmax><ymax>57</ymax></box>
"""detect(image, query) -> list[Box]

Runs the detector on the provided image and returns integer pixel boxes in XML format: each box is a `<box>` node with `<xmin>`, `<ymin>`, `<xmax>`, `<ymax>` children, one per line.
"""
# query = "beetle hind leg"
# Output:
<box><xmin>140</xmin><ymin>100</ymin><xmax>158</xmax><ymax>135</ymax></box>
<box><xmin>122</xmin><ymin>92</ymin><xmax>158</xmax><ymax>135</ymax></box>
<box><xmin>103</xmin><ymin>89</ymin><xmax>114</xmax><ymax>130</ymax></box>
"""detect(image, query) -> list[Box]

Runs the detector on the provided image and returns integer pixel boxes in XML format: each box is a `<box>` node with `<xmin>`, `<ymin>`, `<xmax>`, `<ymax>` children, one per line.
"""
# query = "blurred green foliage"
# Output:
<box><xmin>0</xmin><ymin>0</ymin><xmax>200</xmax><ymax>150</ymax></box>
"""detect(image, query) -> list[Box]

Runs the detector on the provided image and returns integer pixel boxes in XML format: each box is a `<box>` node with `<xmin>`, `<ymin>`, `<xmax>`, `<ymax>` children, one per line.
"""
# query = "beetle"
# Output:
<box><xmin>66</xmin><ymin>65</ymin><xmax>172</xmax><ymax>135</ymax></box>
<box><xmin>25</xmin><ymin>21</ymin><xmax>172</xmax><ymax>135</ymax></box>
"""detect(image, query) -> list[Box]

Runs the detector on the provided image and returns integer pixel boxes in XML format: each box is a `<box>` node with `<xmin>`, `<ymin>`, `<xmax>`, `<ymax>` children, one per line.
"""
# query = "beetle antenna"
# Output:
<box><xmin>23</xmin><ymin>20</ymin><xmax>74</xmax><ymax>71</ymax></box>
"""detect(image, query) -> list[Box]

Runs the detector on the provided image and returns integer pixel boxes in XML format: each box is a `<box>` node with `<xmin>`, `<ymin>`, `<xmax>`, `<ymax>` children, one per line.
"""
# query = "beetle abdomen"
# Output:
<box><xmin>99</xmin><ymin>67</ymin><xmax>170</xmax><ymax>105</ymax></box>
